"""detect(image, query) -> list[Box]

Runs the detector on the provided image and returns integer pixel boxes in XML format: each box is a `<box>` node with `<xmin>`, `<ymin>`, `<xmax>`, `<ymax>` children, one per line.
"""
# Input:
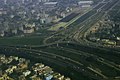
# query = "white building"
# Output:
<box><xmin>44</xmin><ymin>2</ymin><xmax>58</xmax><ymax>7</ymax></box>
<box><xmin>78</xmin><ymin>1</ymin><xmax>93</xmax><ymax>7</ymax></box>
<box><xmin>39</xmin><ymin>0</ymin><xmax>49</xmax><ymax>2</ymax></box>
<box><xmin>23</xmin><ymin>70</ymin><xmax>31</xmax><ymax>77</ymax></box>
<box><xmin>0</xmin><ymin>31</ymin><xmax>4</xmax><ymax>37</ymax></box>
<box><xmin>0</xmin><ymin>9</ymin><xmax>7</xmax><ymax>15</ymax></box>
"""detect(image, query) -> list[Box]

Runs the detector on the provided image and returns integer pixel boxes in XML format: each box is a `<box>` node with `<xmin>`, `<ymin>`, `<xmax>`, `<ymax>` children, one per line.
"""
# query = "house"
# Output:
<box><xmin>5</xmin><ymin>66</ymin><xmax>17</xmax><ymax>74</ymax></box>
<box><xmin>23</xmin><ymin>70</ymin><xmax>31</xmax><ymax>76</ymax></box>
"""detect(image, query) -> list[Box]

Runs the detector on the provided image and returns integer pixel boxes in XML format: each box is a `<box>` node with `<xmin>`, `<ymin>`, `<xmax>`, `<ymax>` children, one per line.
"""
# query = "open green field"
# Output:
<box><xmin>0</xmin><ymin>28</ymin><xmax>53</xmax><ymax>46</ymax></box>
<box><xmin>0</xmin><ymin>36</ymin><xmax>45</xmax><ymax>45</ymax></box>
<box><xmin>48</xmin><ymin>22</ymin><xmax>67</xmax><ymax>31</ymax></box>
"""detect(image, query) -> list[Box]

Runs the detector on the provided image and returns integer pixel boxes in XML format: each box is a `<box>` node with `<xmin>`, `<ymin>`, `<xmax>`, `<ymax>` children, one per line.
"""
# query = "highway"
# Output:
<box><xmin>0</xmin><ymin>0</ymin><xmax>120</xmax><ymax>80</ymax></box>
<box><xmin>70</xmin><ymin>0</ymin><xmax>119</xmax><ymax>47</ymax></box>
<box><xmin>43</xmin><ymin>0</ymin><xmax>110</xmax><ymax>44</ymax></box>
<box><xmin>36</xmin><ymin>1</ymin><xmax>120</xmax><ymax>77</ymax></box>
<box><xmin>0</xmin><ymin>46</ymin><xmax>108</xmax><ymax>80</ymax></box>
<box><xmin>1</xmin><ymin>40</ymin><xmax>120</xmax><ymax>80</ymax></box>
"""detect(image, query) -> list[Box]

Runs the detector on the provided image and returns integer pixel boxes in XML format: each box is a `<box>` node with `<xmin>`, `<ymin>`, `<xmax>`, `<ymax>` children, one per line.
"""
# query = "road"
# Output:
<box><xmin>1</xmin><ymin>40</ymin><xmax>120</xmax><ymax>80</ymax></box>
<box><xmin>0</xmin><ymin>46</ymin><xmax>107</xmax><ymax>80</ymax></box>
<box><xmin>0</xmin><ymin>0</ymin><xmax>120</xmax><ymax>80</ymax></box>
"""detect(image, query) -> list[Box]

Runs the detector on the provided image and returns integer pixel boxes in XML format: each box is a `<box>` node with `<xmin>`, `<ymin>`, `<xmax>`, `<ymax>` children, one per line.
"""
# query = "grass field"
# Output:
<box><xmin>48</xmin><ymin>22</ymin><xmax>67</xmax><ymax>31</ymax></box>
<box><xmin>0</xmin><ymin>36</ymin><xmax>45</xmax><ymax>45</ymax></box>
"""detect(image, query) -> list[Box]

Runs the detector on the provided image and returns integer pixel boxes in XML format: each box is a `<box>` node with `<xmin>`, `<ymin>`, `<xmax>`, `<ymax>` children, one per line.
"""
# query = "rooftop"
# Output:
<box><xmin>44</xmin><ymin>2</ymin><xmax>58</xmax><ymax>5</ymax></box>
<box><xmin>78</xmin><ymin>1</ymin><xmax>93</xmax><ymax>4</ymax></box>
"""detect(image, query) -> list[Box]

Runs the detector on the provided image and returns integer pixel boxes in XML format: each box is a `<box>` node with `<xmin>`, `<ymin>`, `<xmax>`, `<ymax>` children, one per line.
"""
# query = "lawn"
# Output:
<box><xmin>49</xmin><ymin>22</ymin><xmax>67</xmax><ymax>31</ymax></box>
<box><xmin>0</xmin><ymin>36</ymin><xmax>45</xmax><ymax>46</ymax></box>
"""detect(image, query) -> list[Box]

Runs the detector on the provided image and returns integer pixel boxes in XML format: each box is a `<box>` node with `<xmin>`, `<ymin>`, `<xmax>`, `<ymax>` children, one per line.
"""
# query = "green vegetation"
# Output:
<box><xmin>0</xmin><ymin>36</ymin><xmax>44</xmax><ymax>45</ymax></box>
<box><xmin>49</xmin><ymin>22</ymin><xmax>67</xmax><ymax>31</ymax></box>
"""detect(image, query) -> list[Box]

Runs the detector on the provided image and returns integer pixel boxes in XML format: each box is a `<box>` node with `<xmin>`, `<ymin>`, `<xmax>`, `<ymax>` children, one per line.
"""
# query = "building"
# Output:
<box><xmin>30</xmin><ymin>75</ymin><xmax>42</xmax><ymax>80</ymax></box>
<box><xmin>44</xmin><ymin>2</ymin><xmax>58</xmax><ymax>8</ymax></box>
<box><xmin>23</xmin><ymin>27</ymin><xmax>34</xmax><ymax>34</ymax></box>
<box><xmin>11</xmin><ymin>29</ymin><xmax>17</xmax><ymax>34</ymax></box>
<box><xmin>20</xmin><ymin>23</ymin><xmax>36</xmax><ymax>34</ymax></box>
<box><xmin>19</xmin><ymin>26</ymin><xmax>24</xmax><ymax>31</ymax></box>
<box><xmin>4</xmin><ymin>0</ymin><xmax>7</xmax><ymax>4</ymax></box>
<box><xmin>40</xmin><ymin>17</ymin><xmax>53</xmax><ymax>24</ymax></box>
<box><xmin>78</xmin><ymin>1</ymin><xmax>93</xmax><ymax>7</ymax></box>
<box><xmin>23</xmin><ymin>70</ymin><xmax>31</xmax><ymax>76</ymax></box>
<box><xmin>39</xmin><ymin>0</ymin><xmax>49</xmax><ymax>2</ymax></box>
<box><xmin>0</xmin><ymin>9</ymin><xmax>7</xmax><ymax>15</ymax></box>
<box><xmin>0</xmin><ymin>30</ymin><xmax>5</xmax><ymax>37</ymax></box>
<box><xmin>45</xmin><ymin>74</ymin><xmax>53</xmax><ymax>80</ymax></box>
<box><xmin>5</xmin><ymin>66</ymin><xmax>17</xmax><ymax>74</ymax></box>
